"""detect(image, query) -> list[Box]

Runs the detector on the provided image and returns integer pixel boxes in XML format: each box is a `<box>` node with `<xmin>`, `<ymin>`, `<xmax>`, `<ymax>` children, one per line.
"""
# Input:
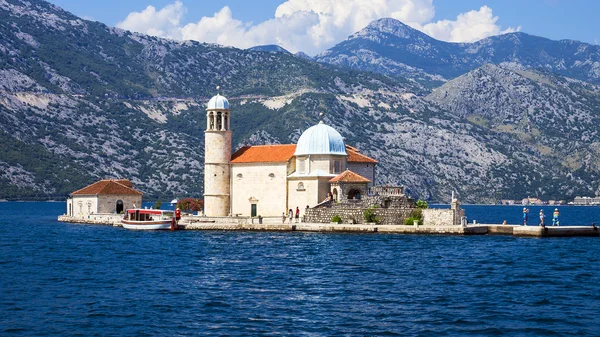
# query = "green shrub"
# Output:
<box><xmin>331</xmin><ymin>215</ymin><xmax>342</xmax><ymax>223</ymax></box>
<box><xmin>363</xmin><ymin>208</ymin><xmax>379</xmax><ymax>223</ymax></box>
<box><xmin>416</xmin><ymin>199</ymin><xmax>429</xmax><ymax>209</ymax></box>
<box><xmin>405</xmin><ymin>208</ymin><xmax>423</xmax><ymax>225</ymax></box>
<box><xmin>405</xmin><ymin>217</ymin><xmax>421</xmax><ymax>226</ymax></box>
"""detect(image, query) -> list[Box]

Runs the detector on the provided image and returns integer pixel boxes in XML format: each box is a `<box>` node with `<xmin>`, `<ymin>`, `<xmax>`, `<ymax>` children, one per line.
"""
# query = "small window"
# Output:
<box><xmin>298</xmin><ymin>159</ymin><xmax>306</xmax><ymax>173</ymax></box>
<box><xmin>297</xmin><ymin>182</ymin><xmax>305</xmax><ymax>191</ymax></box>
<box><xmin>334</xmin><ymin>160</ymin><xmax>341</xmax><ymax>174</ymax></box>
<box><xmin>269</xmin><ymin>173</ymin><xmax>275</xmax><ymax>179</ymax></box>
<box><xmin>237</xmin><ymin>173</ymin><xmax>243</xmax><ymax>179</ymax></box>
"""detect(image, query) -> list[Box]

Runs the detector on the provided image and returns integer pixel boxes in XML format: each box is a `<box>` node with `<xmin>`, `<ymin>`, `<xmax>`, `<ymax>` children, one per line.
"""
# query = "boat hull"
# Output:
<box><xmin>121</xmin><ymin>220</ymin><xmax>172</xmax><ymax>230</ymax></box>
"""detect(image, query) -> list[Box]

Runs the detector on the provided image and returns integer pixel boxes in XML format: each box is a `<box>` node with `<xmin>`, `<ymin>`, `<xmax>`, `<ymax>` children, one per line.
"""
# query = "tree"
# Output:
<box><xmin>176</xmin><ymin>198</ymin><xmax>204</xmax><ymax>212</ymax></box>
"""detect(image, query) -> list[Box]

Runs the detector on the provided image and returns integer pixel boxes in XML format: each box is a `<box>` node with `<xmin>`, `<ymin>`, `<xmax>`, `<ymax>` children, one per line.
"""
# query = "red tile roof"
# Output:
<box><xmin>346</xmin><ymin>145</ymin><xmax>378</xmax><ymax>163</ymax></box>
<box><xmin>71</xmin><ymin>179</ymin><xmax>143</xmax><ymax>196</ymax></box>
<box><xmin>231</xmin><ymin>144</ymin><xmax>297</xmax><ymax>163</ymax></box>
<box><xmin>231</xmin><ymin>144</ymin><xmax>378</xmax><ymax>164</ymax></box>
<box><xmin>329</xmin><ymin>170</ymin><xmax>371</xmax><ymax>183</ymax></box>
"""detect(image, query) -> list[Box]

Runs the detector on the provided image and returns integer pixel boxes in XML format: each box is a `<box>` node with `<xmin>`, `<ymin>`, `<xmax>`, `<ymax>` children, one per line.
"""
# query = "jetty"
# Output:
<box><xmin>57</xmin><ymin>215</ymin><xmax>598</xmax><ymax>237</ymax></box>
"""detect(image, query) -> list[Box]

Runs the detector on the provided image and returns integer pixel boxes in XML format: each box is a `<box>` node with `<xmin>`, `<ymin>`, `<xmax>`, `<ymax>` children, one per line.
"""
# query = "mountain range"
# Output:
<box><xmin>1</xmin><ymin>0</ymin><xmax>599</xmax><ymax>203</ymax></box>
<box><xmin>316</xmin><ymin>18</ymin><xmax>600</xmax><ymax>87</ymax></box>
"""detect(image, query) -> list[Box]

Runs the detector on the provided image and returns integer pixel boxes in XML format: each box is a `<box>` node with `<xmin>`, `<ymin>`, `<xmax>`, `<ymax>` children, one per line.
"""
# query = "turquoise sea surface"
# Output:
<box><xmin>1</xmin><ymin>202</ymin><xmax>600</xmax><ymax>336</ymax></box>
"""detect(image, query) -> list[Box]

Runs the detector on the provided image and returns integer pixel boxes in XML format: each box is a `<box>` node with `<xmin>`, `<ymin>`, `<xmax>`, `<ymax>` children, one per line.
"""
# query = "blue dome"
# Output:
<box><xmin>294</xmin><ymin>122</ymin><xmax>347</xmax><ymax>156</ymax></box>
<box><xmin>207</xmin><ymin>94</ymin><xmax>229</xmax><ymax>110</ymax></box>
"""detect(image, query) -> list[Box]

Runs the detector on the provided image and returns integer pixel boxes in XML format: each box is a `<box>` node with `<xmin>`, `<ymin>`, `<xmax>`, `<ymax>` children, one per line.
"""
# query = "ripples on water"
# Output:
<box><xmin>1</xmin><ymin>203</ymin><xmax>600</xmax><ymax>336</ymax></box>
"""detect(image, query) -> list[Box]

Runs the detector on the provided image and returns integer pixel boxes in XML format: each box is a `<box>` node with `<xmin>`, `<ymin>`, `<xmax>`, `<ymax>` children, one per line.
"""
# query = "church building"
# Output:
<box><xmin>203</xmin><ymin>92</ymin><xmax>378</xmax><ymax>217</ymax></box>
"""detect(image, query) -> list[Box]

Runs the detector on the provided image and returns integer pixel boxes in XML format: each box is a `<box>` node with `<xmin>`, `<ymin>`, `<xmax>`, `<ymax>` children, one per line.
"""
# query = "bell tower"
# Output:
<box><xmin>203</xmin><ymin>87</ymin><xmax>231</xmax><ymax>217</ymax></box>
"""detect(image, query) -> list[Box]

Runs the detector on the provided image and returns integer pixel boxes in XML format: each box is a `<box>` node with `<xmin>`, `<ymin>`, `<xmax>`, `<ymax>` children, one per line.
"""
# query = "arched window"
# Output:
<box><xmin>297</xmin><ymin>182</ymin><xmax>305</xmax><ymax>191</ymax></box>
<box><xmin>216</xmin><ymin>112</ymin><xmax>222</xmax><ymax>130</ymax></box>
<box><xmin>209</xmin><ymin>112</ymin><xmax>215</xmax><ymax>130</ymax></box>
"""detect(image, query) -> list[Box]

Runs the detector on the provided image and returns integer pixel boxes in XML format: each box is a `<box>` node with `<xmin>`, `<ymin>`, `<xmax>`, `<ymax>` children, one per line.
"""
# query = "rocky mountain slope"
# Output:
<box><xmin>0</xmin><ymin>0</ymin><xmax>598</xmax><ymax>202</ymax></box>
<box><xmin>316</xmin><ymin>18</ymin><xmax>600</xmax><ymax>87</ymax></box>
<box><xmin>427</xmin><ymin>64</ymin><xmax>600</xmax><ymax>195</ymax></box>
<box><xmin>247</xmin><ymin>45</ymin><xmax>291</xmax><ymax>54</ymax></box>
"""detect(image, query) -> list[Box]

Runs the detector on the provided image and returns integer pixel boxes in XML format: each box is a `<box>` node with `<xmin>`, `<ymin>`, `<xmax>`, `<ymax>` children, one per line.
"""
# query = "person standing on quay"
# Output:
<box><xmin>282</xmin><ymin>212</ymin><xmax>286</xmax><ymax>224</ymax></box>
<box><xmin>523</xmin><ymin>208</ymin><xmax>529</xmax><ymax>226</ymax></box>
<box><xmin>288</xmin><ymin>209</ymin><xmax>293</xmax><ymax>224</ymax></box>
<box><xmin>553</xmin><ymin>208</ymin><xmax>560</xmax><ymax>226</ymax></box>
<box><xmin>539</xmin><ymin>209</ymin><xmax>546</xmax><ymax>227</ymax></box>
<box><xmin>295</xmin><ymin>207</ymin><xmax>300</xmax><ymax>223</ymax></box>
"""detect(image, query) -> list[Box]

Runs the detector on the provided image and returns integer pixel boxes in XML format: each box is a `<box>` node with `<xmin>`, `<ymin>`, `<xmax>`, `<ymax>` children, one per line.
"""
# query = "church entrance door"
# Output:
<box><xmin>251</xmin><ymin>204</ymin><xmax>257</xmax><ymax>217</ymax></box>
<box><xmin>116</xmin><ymin>200</ymin><xmax>124</xmax><ymax>214</ymax></box>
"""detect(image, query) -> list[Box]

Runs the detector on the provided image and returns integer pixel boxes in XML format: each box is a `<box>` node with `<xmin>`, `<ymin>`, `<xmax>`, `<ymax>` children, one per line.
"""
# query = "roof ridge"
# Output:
<box><xmin>246</xmin><ymin>144</ymin><xmax>294</xmax><ymax>147</ymax></box>
<box><xmin>329</xmin><ymin>169</ymin><xmax>371</xmax><ymax>183</ymax></box>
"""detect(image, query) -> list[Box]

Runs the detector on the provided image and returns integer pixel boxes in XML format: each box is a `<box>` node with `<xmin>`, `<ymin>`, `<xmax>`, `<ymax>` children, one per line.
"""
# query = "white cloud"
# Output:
<box><xmin>420</xmin><ymin>6</ymin><xmax>520</xmax><ymax>43</ymax></box>
<box><xmin>116</xmin><ymin>0</ymin><xmax>519</xmax><ymax>55</ymax></box>
<box><xmin>116</xmin><ymin>1</ymin><xmax>186</xmax><ymax>38</ymax></box>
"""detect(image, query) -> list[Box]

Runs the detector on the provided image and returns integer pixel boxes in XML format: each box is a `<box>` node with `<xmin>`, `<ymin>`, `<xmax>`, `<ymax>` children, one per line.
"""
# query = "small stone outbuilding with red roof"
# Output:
<box><xmin>66</xmin><ymin>179</ymin><xmax>143</xmax><ymax>218</ymax></box>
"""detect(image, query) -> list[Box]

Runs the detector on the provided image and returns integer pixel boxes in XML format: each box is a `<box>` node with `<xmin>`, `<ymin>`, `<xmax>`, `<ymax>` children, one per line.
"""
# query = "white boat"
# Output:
<box><xmin>170</xmin><ymin>198</ymin><xmax>178</xmax><ymax>205</ymax></box>
<box><xmin>121</xmin><ymin>209</ymin><xmax>176</xmax><ymax>230</ymax></box>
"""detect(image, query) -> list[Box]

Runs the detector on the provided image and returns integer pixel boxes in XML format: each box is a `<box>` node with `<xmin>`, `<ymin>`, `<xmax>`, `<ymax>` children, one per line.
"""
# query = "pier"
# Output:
<box><xmin>57</xmin><ymin>215</ymin><xmax>599</xmax><ymax>237</ymax></box>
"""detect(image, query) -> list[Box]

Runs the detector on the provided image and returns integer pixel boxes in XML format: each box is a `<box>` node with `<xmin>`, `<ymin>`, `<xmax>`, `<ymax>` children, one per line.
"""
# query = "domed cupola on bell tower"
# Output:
<box><xmin>204</xmin><ymin>87</ymin><xmax>232</xmax><ymax>217</ymax></box>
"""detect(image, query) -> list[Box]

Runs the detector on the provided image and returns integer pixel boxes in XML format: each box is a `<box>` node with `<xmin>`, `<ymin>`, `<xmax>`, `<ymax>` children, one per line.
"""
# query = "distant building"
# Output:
<box><xmin>66</xmin><ymin>179</ymin><xmax>143</xmax><ymax>218</ymax></box>
<box><xmin>573</xmin><ymin>196</ymin><xmax>600</xmax><ymax>205</ymax></box>
<box><xmin>522</xmin><ymin>197</ymin><xmax>544</xmax><ymax>206</ymax></box>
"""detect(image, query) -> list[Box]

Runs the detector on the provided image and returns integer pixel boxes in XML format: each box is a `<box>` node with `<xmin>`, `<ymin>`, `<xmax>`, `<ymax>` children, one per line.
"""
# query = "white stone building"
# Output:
<box><xmin>203</xmin><ymin>93</ymin><xmax>378</xmax><ymax>217</ymax></box>
<box><xmin>66</xmin><ymin>179</ymin><xmax>143</xmax><ymax>218</ymax></box>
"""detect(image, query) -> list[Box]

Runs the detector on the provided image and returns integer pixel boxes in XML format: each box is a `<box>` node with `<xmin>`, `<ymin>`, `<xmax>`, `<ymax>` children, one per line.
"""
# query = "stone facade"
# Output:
<box><xmin>330</xmin><ymin>182</ymin><xmax>369</xmax><ymax>202</ymax></box>
<box><xmin>67</xmin><ymin>194</ymin><xmax>141</xmax><ymax>218</ymax></box>
<box><xmin>231</xmin><ymin>162</ymin><xmax>288</xmax><ymax>217</ymax></box>
<box><xmin>347</xmin><ymin>162</ymin><xmax>375</xmax><ymax>185</ymax></box>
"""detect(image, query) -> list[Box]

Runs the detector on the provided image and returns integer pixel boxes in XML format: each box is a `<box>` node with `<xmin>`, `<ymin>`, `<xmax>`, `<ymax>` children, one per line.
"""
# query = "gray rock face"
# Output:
<box><xmin>0</xmin><ymin>0</ymin><xmax>598</xmax><ymax>202</ymax></box>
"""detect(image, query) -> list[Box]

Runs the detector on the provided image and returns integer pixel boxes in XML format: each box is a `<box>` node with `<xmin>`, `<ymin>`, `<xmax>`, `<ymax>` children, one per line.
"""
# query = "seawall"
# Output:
<box><xmin>56</xmin><ymin>215</ymin><xmax>599</xmax><ymax>237</ymax></box>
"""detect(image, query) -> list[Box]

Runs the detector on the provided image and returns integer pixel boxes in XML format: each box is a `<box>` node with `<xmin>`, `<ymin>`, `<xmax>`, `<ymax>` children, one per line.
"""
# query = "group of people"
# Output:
<box><xmin>523</xmin><ymin>208</ymin><xmax>560</xmax><ymax>227</ymax></box>
<box><xmin>283</xmin><ymin>206</ymin><xmax>305</xmax><ymax>224</ymax></box>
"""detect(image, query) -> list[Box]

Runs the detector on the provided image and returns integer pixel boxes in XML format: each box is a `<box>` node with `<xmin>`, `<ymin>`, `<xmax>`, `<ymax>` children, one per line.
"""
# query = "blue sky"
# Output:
<box><xmin>47</xmin><ymin>0</ymin><xmax>599</xmax><ymax>55</ymax></box>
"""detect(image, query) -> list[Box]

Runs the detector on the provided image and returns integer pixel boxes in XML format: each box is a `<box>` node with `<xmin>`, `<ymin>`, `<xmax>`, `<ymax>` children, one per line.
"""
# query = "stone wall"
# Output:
<box><xmin>305</xmin><ymin>194</ymin><xmax>417</xmax><ymax>225</ymax></box>
<box><xmin>305</xmin><ymin>205</ymin><xmax>414</xmax><ymax>225</ymax></box>
<box><xmin>422</xmin><ymin>208</ymin><xmax>462</xmax><ymax>226</ymax></box>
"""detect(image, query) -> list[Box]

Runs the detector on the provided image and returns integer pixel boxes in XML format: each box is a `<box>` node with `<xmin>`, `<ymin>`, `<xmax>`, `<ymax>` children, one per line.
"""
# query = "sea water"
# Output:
<box><xmin>1</xmin><ymin>202</ymin><xmax>600</xmax><ymax>336</ymax></box>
